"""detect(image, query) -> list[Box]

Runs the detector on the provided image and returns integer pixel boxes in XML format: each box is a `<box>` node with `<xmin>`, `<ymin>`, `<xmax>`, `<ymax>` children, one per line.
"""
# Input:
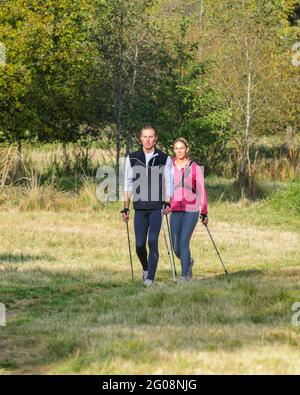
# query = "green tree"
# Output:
<box><xmin>202</xmin><ymin>0</ymin><xmax>300</xmax><ymax>183</ymax></box>
<box><xmin>129</xmin><ymin>12</ymin><xmax>233</xmax><ymax>170</ymax></box>
<box><xmin>93</xmin><ymin>0</ymin><xmax>157</xmax><ymax>197</ymax></box>
<box><xmin>0</xmin><ymin>1</ymin><xmax>40</xmax><ymax>161</ymax></box>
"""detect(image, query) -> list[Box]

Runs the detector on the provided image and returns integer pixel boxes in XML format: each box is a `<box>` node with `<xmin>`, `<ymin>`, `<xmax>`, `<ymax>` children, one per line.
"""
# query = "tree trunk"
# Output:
<box><xmin>126</xmin><ymin>40</ymin><xmax>140</xmax><ymax>157</ymax></box>
<box><xmin>16</xmin><ymin>140</ymin><xmax>23</xmax><ymax>179</ymax></box>
<box><xmin>116</xmin><ymin>131</ymin><xmax>121</xmax><ymax>201</ymax></box>
<box><xmin>17</xmin><ymin>140</ymin><xmax>22</xmax><ymax>164</ymax></box>
<box><xmin>84</xmin><ymin>146</ymin><xmax>89</xmax><ymax>174</ymax></box>
<box><xmin>239</xmin><ymin>69</ymin><xmax>251</xmax><ymax>177</ymax></box>
<box><xmin>115</xmin><ymin>12</ymin><xmax>124</xmax><ymax>201</ymax></box>
<box><xmin>239</xmin><ymin>37</ymin><xmax>252</xmax><ymax>180</ymax></box>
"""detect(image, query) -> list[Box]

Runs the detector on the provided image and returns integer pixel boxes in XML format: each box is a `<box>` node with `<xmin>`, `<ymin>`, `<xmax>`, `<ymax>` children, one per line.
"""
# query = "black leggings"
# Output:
<box><xmin>134</xmin><ymin>210</ymin><xmax>162</xmax><ymax>281</ymax></box>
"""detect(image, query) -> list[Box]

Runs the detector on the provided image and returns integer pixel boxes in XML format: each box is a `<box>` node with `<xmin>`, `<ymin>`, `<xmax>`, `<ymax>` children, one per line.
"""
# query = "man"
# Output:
<box><xmin>121</xmin><ymin>126</ymin><xmax>172</xmax><ymax>285</ymax></box>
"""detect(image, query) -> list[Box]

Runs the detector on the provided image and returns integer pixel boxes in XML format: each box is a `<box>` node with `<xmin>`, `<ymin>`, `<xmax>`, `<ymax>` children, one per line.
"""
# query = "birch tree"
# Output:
<box><xmin>203</xmin><ymin>0</ymin><xmax>298</xmax><ymax>184</ymax></box>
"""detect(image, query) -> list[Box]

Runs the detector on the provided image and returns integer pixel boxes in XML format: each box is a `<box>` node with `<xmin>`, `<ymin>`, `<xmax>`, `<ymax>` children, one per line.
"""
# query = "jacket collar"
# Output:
<box><xmin>135</xmin><ymin>147</ymin><xmax>159</xmax><ymax>165</ymax></box>
<box><xmin>172</xmin><ymin>157</ymin><xmax>192</xmax><ymax>169</ymax></box>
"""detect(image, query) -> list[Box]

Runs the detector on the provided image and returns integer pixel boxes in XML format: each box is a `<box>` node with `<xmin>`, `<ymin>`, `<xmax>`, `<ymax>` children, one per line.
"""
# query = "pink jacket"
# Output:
<box><xmin>170</xmin><ymin>158</ymin><xmax>208</xmax><ymax>214</ymax></box>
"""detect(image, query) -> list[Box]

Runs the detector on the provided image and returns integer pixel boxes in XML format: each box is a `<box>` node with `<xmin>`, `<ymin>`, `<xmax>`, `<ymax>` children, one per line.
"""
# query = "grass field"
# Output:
<box><xmin>0</xmin><ymin>196</ymin><xmax>300</xmax><ymax>374</ymax></box>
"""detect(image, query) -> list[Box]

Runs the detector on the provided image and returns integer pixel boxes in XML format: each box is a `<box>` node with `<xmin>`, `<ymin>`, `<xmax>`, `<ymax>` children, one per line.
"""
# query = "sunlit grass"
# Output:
<box><xmin>0</xmin><ymin>200</ymin><xmax>299</xmax><ymax>374</ymax></box>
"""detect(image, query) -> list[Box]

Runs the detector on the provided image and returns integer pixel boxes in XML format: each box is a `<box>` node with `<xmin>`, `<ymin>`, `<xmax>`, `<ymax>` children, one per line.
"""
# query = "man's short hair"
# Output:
<box><xmin>140</xmin><ymin>125</ymin><xmax>157</xmax><ymax>136</ymax></box>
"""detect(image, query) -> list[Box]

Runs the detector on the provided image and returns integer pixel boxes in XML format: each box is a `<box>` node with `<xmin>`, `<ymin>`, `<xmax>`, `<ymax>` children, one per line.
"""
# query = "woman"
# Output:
<box><xmin>168</xmin><ymin>137</ymin><xmax>208</xmax><ymax>283</ymax></box>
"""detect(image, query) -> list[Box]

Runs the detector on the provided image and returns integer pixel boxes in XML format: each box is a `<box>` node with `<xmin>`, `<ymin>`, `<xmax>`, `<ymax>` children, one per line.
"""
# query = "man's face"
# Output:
<box><xmin>140</xmin><ymin>129</ymin><xmax>157</xmax><ymax>150</ymax></box>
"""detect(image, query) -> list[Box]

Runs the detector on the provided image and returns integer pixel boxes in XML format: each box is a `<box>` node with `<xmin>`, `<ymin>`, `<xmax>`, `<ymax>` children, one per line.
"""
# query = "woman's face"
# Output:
<box><xmin>173</xmin><ymin>141</ymin><xmax>189</xmax><ymax>160</ymax></box>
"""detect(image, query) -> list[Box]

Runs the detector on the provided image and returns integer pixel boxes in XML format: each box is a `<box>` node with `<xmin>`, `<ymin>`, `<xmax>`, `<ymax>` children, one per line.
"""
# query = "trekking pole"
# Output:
<box><xmin>204</xmin><ymin>224</ymin><xmax>229</xmax><ymax>277</ymax></box>
<box><xmin>161</xmin><ymin>211</ymin><xmax>176</xmax><ymax>282</ymax></box>
<box><xmin>121</xmin><ymin>209</ymin><xmax>134</xmax><ymax>284</ymax></box>
<box><xmin>165</xmin><ymin>214</ymin><xmax>177</xmax><ymax>277</ymax></box>
<box><xmin>125</xmin><ymin>221</ymin><xmax>135</xmax><ymax>284</ymax></box>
